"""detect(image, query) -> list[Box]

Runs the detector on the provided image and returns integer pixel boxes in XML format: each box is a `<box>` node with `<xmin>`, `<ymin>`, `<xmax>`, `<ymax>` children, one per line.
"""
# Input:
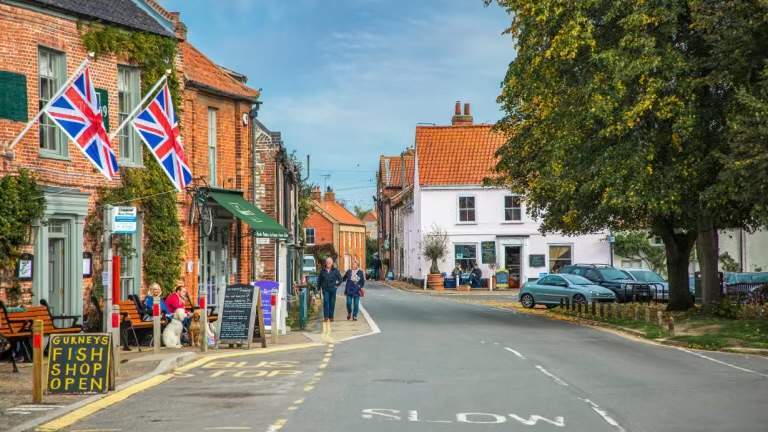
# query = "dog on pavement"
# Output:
<box><xmin>188</xmin><ymin>310</ymin><xmax>202</xmax><ymax>346</ymax></box>
<box><xmin>162</xmin><ymin>308</ymin><xmax>186</xmax><ymax>348</ymax></box>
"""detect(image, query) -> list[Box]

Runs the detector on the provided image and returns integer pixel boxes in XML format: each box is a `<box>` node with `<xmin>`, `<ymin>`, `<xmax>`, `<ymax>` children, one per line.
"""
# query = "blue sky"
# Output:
<box><xmin>161</xmin><ymin>0</ymin><xmax>514</xmax><ymax>209</ymax></box>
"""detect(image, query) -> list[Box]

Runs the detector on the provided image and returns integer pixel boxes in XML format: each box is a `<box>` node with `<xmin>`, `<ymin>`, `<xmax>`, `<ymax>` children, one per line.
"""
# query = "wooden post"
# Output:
<box><xmin>32</xmin><ymin>320</ymin><xmax>44</xmax><ymax>403</ymax></box>
<box><xmin>616</xmin><ymin>304</ymin><xmax>622</xmax><ymax>320</ymax></box>
<box><xmin>599</xmin><ymin>303</ymin><xmax>604</xmax><ymax>319</ymax></box>
<box><xmin>644</xmin><ymin>306</ymin><xmax>651</xmax><ymax>323</ymax></box>
<box><xmin>634</xmin><ymin>305</ymin><xmax>640</xmax><ymax>321</ymax></box>
<box><xmin>657</xmin><ymin>310</ymin><xmax>664</xmax><ymax>327</ymax></box>
<box><xmin>667</xmin><ymin>314</ymin><xmax>675</xmax><ymax>336</ymax></box>
<box><xmin>591</xmin><ymin>301</ymin><xmax>596</xmax><ymax>318</ymax></box>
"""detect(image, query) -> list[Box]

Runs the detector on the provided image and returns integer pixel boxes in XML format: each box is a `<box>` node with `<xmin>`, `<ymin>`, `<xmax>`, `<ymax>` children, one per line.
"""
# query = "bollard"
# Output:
<box><xmin>599</xmin><ymin>303</ymin><xmax>604</xmax><ymax>320</ymax></box>
<box><xmin>271</xmin><ymin>293</ymin><xmax>278</xmax><ymax>345</ymax></box>
<box><xmin>153</xmin><ymin>295</ymin><xmax>161</xmax><ymax>353</ymax></box>
<box><xmin>199</xmin><ymin>296</ymin><xmax>208</xmax><ymax>353</ymax></box>
<box><xmin>667</xmin><ymin>314</ymin><xmax>675</xmax><ymax>336</ymax></box>
<box><xmin>32</xmin><ymin>320</ymin><xmax>43</xmax><ymax>403</ymax></box>
<box><xmin>111</xmin><ymin>303</ymin><xmax>120</xmax><ymax>376</ymax></box>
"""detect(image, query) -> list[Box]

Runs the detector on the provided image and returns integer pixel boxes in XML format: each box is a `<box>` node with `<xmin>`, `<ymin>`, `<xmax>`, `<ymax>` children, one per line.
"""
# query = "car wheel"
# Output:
<box><xmin>545</xmin><ymin>304</ymin><xmax>557</xmax><ymax>309</ymax></box>
<box><xmin>572</xmin><ymin>294</ymin><xmax>587</xmax><ymax>305</ymax></box>
<box><xmin>520</xmin><ymin>293</ymin><xmax>535</xmax><ymax>308</ymax></box>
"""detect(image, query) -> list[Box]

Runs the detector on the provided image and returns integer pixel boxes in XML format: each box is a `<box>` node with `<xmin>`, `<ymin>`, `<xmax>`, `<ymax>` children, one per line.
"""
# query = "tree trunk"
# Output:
<box><xmin>655</xmin><ymin>219</ymin><xmax>696</xmax><ymax>311</ymax></box>
<box><xmin>697</xmin><ymin>212</ymin><xmax>721</xmax><ymax>308</ymax></box>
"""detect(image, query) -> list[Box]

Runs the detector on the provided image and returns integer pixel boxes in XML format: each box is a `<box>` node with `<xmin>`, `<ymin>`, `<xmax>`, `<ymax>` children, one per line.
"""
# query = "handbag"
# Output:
<box><xmin>360</xmin><ymin>287</ymin><xmax>365</xmax><ymax>297</ymax></box>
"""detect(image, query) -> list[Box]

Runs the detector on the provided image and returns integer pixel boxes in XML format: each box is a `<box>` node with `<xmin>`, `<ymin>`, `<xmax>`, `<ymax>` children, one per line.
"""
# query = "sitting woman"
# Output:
<box><xmin>143</xmin><ymin>283</ymin><xmax>169</xmax><ymax>320</ymax></box>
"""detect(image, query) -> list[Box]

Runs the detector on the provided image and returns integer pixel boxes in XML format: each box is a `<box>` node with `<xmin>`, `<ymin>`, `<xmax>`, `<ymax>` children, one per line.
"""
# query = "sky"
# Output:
<box><xmin>161</xmin><ymin>0</ymin><xmax>514</xmax><ymax>210</ymax></box>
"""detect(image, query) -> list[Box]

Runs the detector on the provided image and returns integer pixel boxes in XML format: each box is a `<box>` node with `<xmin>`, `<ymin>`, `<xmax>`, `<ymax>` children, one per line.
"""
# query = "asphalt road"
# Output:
<box><xmin>62</xmin><ymin>282</ymin><xmax>768</xmax><ymax>432</ymax></box>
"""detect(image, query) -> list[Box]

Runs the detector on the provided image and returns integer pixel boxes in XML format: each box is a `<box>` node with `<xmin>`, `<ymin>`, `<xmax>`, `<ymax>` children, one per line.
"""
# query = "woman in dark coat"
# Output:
<box><xmin>343</xmin><ymin>259</ymin><xmax>366</xmax><ymax>321</ymax></box>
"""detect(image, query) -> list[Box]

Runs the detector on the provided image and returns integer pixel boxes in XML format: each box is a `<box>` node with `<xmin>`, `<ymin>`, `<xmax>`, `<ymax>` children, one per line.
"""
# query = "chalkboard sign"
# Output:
<box><xmin>481</xmin><ymin>241</ymin><xmax>496</xmax><ymax>265</ymax></box>
<box><xmin>217</xmin><ymin>284</ymin><xmax>258</xmax><ymax>348</ymax></box>
<box><xmin>47</xmin><ymin>333</ymin><xmax>112</xmax><ymax>394</ymax></box>
<box><xmin>529</xmin><ymin>254</ymin><xmax>546</xmax><ymax>267</ymax></box>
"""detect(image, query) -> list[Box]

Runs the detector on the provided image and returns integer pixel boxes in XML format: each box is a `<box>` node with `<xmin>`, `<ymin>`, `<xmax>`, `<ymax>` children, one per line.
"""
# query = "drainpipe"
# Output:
<box><xmin>249</xmin><ymin>106</ymin><xmax>261</xmax><ymax>282</ymax></box>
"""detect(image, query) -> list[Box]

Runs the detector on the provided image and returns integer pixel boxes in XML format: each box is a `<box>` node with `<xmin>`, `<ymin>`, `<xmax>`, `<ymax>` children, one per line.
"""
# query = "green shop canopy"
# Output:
<box><xmin>208</xmin><ymin>190</ymin><xmax>289</xmax><ymax>239</ymax></box>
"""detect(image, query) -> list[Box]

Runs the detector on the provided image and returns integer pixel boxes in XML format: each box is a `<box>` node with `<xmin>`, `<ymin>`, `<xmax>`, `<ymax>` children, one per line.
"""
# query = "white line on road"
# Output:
<box><xmin>579</xmin><ymin>398</ymin><xmax>626</xmax><ymax>432</ymax></box>
<box><xmin>675</xmin><ymin>347</ymin><xmax>768</xmax><ymax>378</ymax></box>
<box><xmin>535</xmin><ymin>365</ymin><xmax>568</xmax><ymax>386</ymax></box>
<box><xmin>204</xmin><ymin>428</ymin><xmax>252</xmax><ymax>430</ymax></box>
<box><xmin>504</xmin><ymin>347</ymin><xmax>527</xmax><ymax>359</ymax></box>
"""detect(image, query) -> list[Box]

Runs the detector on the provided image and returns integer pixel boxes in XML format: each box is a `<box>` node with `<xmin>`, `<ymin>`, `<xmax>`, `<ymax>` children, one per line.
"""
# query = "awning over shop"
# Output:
<box><xmin>208</xmin><ymin>190</ymin><xmax>289</xmax><ymax>239</ymax></box>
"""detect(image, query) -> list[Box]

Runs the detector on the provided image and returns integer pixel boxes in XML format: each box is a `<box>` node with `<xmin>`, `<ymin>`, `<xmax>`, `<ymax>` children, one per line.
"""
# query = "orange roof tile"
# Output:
<box><xmin>315</xmin><ymin>200</ymin><xmax>365</xmax><ymax>226</ymax></box>
<box><xmin>379</xmin><ymin>155</ymin><xmax>414</xmax><ymax>188</ymax></box>
<box><xmin>181</xmin><ymin>42</ymin><xmax>259</xmax><ymax>101</ymax></box>
<box><xmin>362</xmin><ymin>211</ymin><xmax>377</xmax><ymax>222</ymax></box>
<box><xmin>415</xmin><ymin>124</ymin><xmax>507</xmax><ymax>186</ymax></box>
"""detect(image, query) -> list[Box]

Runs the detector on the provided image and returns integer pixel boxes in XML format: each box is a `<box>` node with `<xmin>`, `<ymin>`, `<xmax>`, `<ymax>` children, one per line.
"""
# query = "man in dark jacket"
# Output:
<box><xmin>318</xmin><ymin>257</ymin><xmax>343</xmax><ymax>321</ymax></box>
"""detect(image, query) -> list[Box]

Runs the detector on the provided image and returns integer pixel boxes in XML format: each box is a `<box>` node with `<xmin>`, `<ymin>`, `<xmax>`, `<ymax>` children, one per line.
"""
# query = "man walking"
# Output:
<box><xmin>318</xmin><ymin>257</ymin><xmax>342</xmax><ymax>322</ymax></box>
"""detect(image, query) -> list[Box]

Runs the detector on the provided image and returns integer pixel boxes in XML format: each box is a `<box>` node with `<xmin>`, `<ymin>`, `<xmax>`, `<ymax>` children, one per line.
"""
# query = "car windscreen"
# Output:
<box><xmin>629</xmin><ymin>270</ymin><xmax>665</xmax><ymax>283</ymax></box>
<box><xmin>303</xmin><ymin>259</ymin><xmax>315</xmax><ymax>267</ymax></box>
<box><xmin>561</xmin><ymin>274</ymin><xmax>593</xmax><ymax>285</ymax></box>
<box><xmin>599</xmin><ymin>267</ymin><xmax>630</xmax><ymax>281</ymax></box>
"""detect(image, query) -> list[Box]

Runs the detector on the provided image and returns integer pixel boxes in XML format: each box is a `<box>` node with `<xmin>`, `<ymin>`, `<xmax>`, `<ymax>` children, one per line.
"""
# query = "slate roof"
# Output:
<box><xmin>181</xmin><ymin>42</ymin><xmax>260</xmax><ymax>102</ymax></box>
<box><xmin>415</xmin><ymin>124</ymin><xmax>507</xmax><ymax>186</ymax></box>
<box><xmin>315</xmin><ymin>200</ymin><xmax>365</xmax><ymax>227</ymax></box>
<box><xmin>24</xmin><ymin>0</ymin><xmax>175</xmax><ymax>37</ymax></box>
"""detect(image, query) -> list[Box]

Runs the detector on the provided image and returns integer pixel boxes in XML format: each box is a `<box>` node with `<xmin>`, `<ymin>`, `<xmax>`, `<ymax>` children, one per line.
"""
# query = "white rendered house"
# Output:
<box><xmin>402</xmin><ymin>102</ymin><xmax>611</xmax><ymax>286</ymax></box>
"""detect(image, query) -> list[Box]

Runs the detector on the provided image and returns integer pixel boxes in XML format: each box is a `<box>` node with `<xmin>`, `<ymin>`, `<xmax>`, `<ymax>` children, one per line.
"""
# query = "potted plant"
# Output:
<box><xmin>423</xmin><ymin>225</ymin><xmax>448</xmax><ymax>290</ymax></box>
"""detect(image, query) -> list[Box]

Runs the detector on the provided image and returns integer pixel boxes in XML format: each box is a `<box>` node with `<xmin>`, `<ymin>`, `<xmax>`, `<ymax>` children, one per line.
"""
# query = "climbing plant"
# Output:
<box><xmin>0</xmin><ymin>170</ymin><xmax>45</xmax><ymax>302</ymax></box>
<box><xmin>80</xmin><ymin>24</ymin><xmax>184</xmax><ymax>295</ymax></box>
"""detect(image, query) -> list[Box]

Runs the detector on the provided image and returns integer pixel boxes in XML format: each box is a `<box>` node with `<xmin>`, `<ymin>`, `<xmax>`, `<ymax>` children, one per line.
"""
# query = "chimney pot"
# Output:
<box><xmin>454</xmin><ymin>101</ymin><xmax>461</xmax><ymax>115</ymax></box>
<box><xmin>324</xmin><ymin>187</ymin><xmax>336</xmax><ymax>202</ymax></box>
<box><xmin>464</xmin><ymin>103</ymin><xmax>470</xmax><ymax>116</ymax></box>
<box><xmin>451</xmin><ymin>100</ymin><xmax>474</xmax><ymax>126</ymax></box>
<box><xmin>310</xmin><ymin>186</ymin><xmax>321</xmax><ymax>201</ymax></box>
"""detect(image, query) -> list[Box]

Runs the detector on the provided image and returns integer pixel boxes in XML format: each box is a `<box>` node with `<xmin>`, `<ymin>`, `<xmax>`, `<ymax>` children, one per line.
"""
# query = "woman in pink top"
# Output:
<box><xmin>165</xmin><ymin>285</ymin><xmax>187</xmax><ymax>313</ymax></box>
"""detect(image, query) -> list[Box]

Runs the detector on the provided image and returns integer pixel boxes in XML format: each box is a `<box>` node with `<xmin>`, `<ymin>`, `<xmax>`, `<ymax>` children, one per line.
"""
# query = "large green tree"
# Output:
<box><xmin>487</xmin><ymin>0</ymin><xmax>767</xmax><ymax>310</ymax></box>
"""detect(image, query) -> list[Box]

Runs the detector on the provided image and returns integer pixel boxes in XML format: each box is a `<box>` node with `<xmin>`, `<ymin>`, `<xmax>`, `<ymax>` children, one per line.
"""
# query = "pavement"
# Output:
<box><xmin>7</xmin><ymin>282</ymin><xmax>768</xmax><ymax>431</ymax></box>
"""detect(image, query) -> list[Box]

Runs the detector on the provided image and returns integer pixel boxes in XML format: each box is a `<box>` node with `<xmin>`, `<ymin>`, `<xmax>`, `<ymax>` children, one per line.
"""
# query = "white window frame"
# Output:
<box><xmin>454</xmin><ymin>242</ymin><xmax>478</xmax><ymax>272</ymax></box>
<box><xmin>305</xmin><ymin>227</ymin><xmax>315</xmax><ymax>245</ymax></box>
<box><xmin>457</xmin><ymin>194</ymin><xmax>477</xmax><ymax>224</ymax></box>
<box><xmin>548</xmin><ymin>244</ymin><xmax>573</xmax><ymax>273</ymax></box>
<box><xmin>39</xmin><ymin>47</ymin><xmax>68</xmax><ymax>159</ymax></box>
<box><xmin>118</xmin><ymin>66</ymin><xmax>142</xmax><ymax>166</ymax></box>
<box><xmin>504</xmin><ymin>195</ymin><xmax>523</xmax><ymax>222</ymax></box>
<box><xmin>208</xmin><ymin>108</ymin><xmax>217</xmax><ymax>186</ymax></box>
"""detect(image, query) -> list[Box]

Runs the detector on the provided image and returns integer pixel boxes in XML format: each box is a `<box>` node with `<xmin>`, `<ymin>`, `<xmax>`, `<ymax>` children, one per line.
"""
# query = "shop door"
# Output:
<box><xmin>205</xmin><ymin>226</ymin><xmax>230</xmax><ymax>307</ymax></box>
<box><xmin>48</xmin><ymin>238</ymin><xmax>66</xmax><ymax>315</ymax></box>
<box><xmin>504</xmin><ymin>246</ymin><xmax>522</xmax><ymax>288</ymax></box>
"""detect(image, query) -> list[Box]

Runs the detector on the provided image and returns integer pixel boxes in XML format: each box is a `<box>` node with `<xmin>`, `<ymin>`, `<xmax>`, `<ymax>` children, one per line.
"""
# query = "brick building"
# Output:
<box><xmin>0</xmin><ymin>0</ymin><xmax>178</xmax><ymax>319</ymax></box>
<box><xmin>375</xmin><ymin>150</ymin><xmax>414</xmax><ymax>276</ymax></box>
<box><xmin>305</xmin><ymin>187</ymin><xmax>366</xmax><ymax>272</ymax></box>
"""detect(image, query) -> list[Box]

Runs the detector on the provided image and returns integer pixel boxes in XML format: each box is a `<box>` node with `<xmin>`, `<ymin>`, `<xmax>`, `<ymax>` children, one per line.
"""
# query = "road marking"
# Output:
<box><xmin>579</xmin><ymin>398</ymin><xmax>626</xmax><ymax>432</ymax></box>
<box><xmin>362</xmin><ymin>409</ymin><xmax>566</xmax><ymax>427</ymax></box>
<box><xmin>293</xmin><ymin>399</ymin><xmax>304</xmax><ymax>404</ymax></box>
<box><xmin>456</xmin><ymin>413</ymin><xmax>507</xmax><ymax>424</ymax></box>
<box><xmin>5</xmin><ymin>404</ymin><xmax>63</xmax><ymax>415</ymax></box>
<box><xmin>535</xmin><ymin>365</ymin><xmax>568</xmax><ymax>386</ymax></box>
<box><xmin>426</xmin><ymin>420</ymin><xmax>453</xmax><ymax>423</ymax></box>
<box><xmin>675</xmin><ymin>347</ymin><xmax>768</xmax><ymax>378</ymax></box>
<box><xmin>335</xmin><ymin>302</ymin><xmax>381</xmax><ymax>342</ymax></box>
<box><xmin>504</xmin><ymin>347</ymin><xmax>526</xmax><ymax>359</ymax></box>
<box><xmin>508</xmin><ymin>415</ymin><xmax>566</xmax><ymax>427</ymax></box>
<box><xmin>266</xmin><ymin>418</ymin><xmax>287</xmax><ymax>432</ymax></box>
<box><xmin>204</xmin><ymin>428</ymin><xmax>252</xmax><ymax>430</ymax></box>
<box><xmin>493</xmin><ymin>342</ymin><xmax>500</xmax><ymax>345</ymax></box>
<box><xmin>70</xmin><ymin>429</ymin><xmax>122</xmax><ymax>432</ymax></box>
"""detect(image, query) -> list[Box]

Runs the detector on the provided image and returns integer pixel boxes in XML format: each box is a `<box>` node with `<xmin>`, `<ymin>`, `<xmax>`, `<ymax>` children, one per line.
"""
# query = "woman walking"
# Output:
<box><xmin>343</xmin><ymin>259</ymin><xmax>365</xmax><ymax>321</ymax></box>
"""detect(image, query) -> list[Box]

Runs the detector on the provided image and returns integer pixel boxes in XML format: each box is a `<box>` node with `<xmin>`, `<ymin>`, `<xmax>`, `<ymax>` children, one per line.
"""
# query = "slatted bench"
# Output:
<box><xmin>0</xmin><ymin>301</ymin><xmax>32</xmax><ymax>372</ymax></box>
<box><xmin>6</xmin><ymin>305</ymin><xmax>82</xmax><ymax>336</ymax></box>
<box><xmin>118</xmin><ymin>300</ymin><xmax>153</xmax><ymax>330</ymax></box>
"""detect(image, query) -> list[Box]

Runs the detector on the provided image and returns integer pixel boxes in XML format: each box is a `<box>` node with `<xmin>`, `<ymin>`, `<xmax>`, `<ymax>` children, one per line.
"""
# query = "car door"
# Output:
<box><xmin>536</xmin><ymin>275</ymin><xmax>566</xmax><ymax>304</ymax></box>
<box><xmin>528</xmin><ymin>276</ymin><xmax>555</xmax><ymax>303</ymax></box>
<box><xmin>545</xmin><ymin>275</ymin><xmax>571</xmax><ymax>304</ymax></box>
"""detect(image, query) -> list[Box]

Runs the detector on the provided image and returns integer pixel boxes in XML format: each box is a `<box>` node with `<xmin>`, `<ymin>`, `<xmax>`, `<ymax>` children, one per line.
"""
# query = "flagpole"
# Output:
<box><xmin>7</xmin><ymin>54</ymin><xmax>93</xmax><ymax>151</ymax></box>
<box><xmin>108</xmin><ymin>71</ymin><xmax>170</xmax><ymax>142</ymax></box>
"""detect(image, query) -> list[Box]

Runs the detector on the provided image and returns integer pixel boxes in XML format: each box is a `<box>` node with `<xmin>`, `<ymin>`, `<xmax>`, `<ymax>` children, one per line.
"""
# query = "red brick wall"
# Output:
<box><xmin>305</xmin><ymin>211</ymin><xmax>334</xmax><ymax>247</ymax></box>
<box><xmin>0</xmin><ymin>4</ymin><xmax>187</xmax><ymax>306</ymax></box>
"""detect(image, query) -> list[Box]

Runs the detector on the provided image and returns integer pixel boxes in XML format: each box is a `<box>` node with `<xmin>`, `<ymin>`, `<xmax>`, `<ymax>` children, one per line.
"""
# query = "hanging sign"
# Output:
<box><xmin>110</xmin><ymin>206</ymin><xmax>137</xmax><ymax>234</ymax></box>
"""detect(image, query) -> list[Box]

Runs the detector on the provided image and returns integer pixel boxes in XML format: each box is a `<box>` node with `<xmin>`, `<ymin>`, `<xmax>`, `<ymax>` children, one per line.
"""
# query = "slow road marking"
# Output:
<box><xmin>361</xmin><ymin>409</ymin><xmax>565</xmax><ymax>427</ymax></box>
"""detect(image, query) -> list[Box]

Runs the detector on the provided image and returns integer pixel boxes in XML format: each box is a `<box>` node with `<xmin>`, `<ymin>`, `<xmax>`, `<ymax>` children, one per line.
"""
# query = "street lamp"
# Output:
<box><xmin>606</xmin><ymin>233</ymin><xmax>616</xmax><ymax>266</ymax></box>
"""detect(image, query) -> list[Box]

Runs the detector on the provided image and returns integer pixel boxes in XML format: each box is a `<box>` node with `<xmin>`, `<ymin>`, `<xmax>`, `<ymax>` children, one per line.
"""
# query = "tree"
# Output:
<box><xmin>423</xmin><ymin>225</ymin><xmax>448</xmax><ymax>274</ymax></box>
<box><xmin>614</xmin><ymin>232</ymin><xmax>667</xmax><ymax>276</ymax></box>
<box><xmin>487</xmin><ymin>0</ymin><xmax>768</xmax><ymax>310</ymax></box>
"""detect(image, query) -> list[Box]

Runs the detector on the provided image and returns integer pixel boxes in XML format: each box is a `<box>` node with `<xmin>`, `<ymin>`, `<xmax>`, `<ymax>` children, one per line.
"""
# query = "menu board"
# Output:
<box><xmin>47</xmin><ymin>334</ymin><xmax>112</xmax><ymax>394</ymax></box>
<box><xmin>481</xmin><ymin>241</ymin><xmax>496</xmax><ymax>265</ymax></box>
<box><xmin>217</xmin><ymin>284</ymin><xmax>257</xmax><ymax>347</ymax></box>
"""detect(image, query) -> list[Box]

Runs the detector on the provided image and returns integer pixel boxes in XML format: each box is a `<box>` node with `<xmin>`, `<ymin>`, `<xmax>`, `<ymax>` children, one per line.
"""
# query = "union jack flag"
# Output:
<box><xmin>43</xmin><ymin>66</ymin><xmax>119</xmax><ymax>180</ymax></box>
<box><xmin>131</xmin><ymin>83</ymin><xmax>191</xmax><ymax>191</ymax></box>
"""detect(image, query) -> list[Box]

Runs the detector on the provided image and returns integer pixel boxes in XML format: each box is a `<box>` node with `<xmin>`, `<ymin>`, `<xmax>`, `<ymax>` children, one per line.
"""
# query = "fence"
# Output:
<box><xmin>725</xmin><ymin>283</ymin><xmax>768</xmax><ymax>305</ymax></box>
<box><xmin>553</xmin><ymin>298</ymin><xmax>678</xmax><ymax>334</ymax></box>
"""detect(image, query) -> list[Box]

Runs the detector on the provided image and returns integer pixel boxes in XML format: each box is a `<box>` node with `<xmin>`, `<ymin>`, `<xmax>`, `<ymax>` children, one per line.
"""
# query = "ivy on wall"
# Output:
<box><xmin>81</xmin><ymin>24</ymin><xmax>184</xmax><ymax>295</ymax></box>
<box><xmin>0</xmin><ymin>170</ymin><xmax>45</xmax><ymax>302</ymax></box>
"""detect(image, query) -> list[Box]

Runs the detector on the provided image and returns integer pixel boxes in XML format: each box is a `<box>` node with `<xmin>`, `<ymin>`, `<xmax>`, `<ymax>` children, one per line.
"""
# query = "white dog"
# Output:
<box><xmin>162</xmin><ymin>308</ymin><xmax>186</xmax><ymax>348</ymax></box>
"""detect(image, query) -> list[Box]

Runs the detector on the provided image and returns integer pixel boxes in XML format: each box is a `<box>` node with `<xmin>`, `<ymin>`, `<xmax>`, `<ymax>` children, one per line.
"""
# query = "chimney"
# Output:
<box><xmin>168</xmin><ymin>12</ymin><xmax>187</xmax><ymax>41</ymax></box>
<box><xmin>310</xmin><ymin>186</ymin><xmax>321</xmax><ymax>201</ymax></box>
<box><xmin>324</xmin><ymin>186</ymin><xmax>336</xmax><ymax>203</ymax></box>
<box><xmin>451</xmin><ymin>100</ymin><xmax>473</xmax><ymax>126</ymax></box>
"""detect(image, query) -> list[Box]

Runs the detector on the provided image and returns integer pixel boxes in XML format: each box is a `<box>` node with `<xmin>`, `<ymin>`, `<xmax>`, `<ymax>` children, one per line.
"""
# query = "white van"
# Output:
<box><xmin>302</xmin><ymin>255</ymin><xmax>317</xmax><ymax>274</ymax></box>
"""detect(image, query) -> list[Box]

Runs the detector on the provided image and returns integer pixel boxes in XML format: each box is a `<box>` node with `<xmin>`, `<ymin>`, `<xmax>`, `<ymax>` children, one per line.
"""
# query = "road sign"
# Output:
<box><xmin>110</xmin><ymin>206</ymin><xmax>137</xmax><ymax>234</ymax></box>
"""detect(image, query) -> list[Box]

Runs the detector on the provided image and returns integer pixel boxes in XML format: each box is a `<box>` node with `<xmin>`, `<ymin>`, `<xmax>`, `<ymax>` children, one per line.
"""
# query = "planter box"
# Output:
<box><xmin>427</xmin><ymin>273</ymin><xmax>444</xmax><ymax>291</ymax></box>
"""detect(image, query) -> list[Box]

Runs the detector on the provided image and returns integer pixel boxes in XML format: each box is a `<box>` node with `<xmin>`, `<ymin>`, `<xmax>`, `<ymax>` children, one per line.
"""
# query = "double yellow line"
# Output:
<box><xmin>37</xmin><ymin>343</ymin><xmax>322</xmax><ymax>431</ymax></box>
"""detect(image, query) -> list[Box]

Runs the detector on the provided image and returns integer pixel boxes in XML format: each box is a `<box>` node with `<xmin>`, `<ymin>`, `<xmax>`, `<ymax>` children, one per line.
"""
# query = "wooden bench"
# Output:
<box><xmin>5</xmin><ymin>305</ymin><xmax>82</xmax><ymax>336</ymax></box>
<box><xmin>0</xmin><ymin>301</ymin><xmax>32</xmax><ymax>371</ymax></box>
<box><xmin>184</xmin><ymin>297</ymin><xmax>218</xmax><ymax>324</ymax></box>
<box><xmin>118</xmin><ymin>300</ymin><xmax>153</xmax><ymax>330</ymax></box>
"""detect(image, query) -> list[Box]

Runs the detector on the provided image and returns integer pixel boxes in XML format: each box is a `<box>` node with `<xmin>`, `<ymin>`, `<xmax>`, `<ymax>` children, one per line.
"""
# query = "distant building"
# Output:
<box><xmin>385</xmin><ymin>101</ymin><xmax>611</xmax><ymax>287</ymax></box>
<box><xmin>363</xmin><ymin>211</ymin><xmax>378</xmax><ymax>240</ymax></box>
<box><xmin>305</xmin><ymin>187</ymin><xmax>367</xmax><ymax>272</ymax></box>
<box><xmin>376</xmin><ymin>151</ymin><xmax>414</xmax><ymax>277</ymax></box>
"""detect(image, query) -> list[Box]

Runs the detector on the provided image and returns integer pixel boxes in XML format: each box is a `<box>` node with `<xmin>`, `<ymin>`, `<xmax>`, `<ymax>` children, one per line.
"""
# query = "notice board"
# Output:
<box><xmin>217</xmin><ymin>283</ymin><xmax>258</xmax><ymax>348</ymax></box>
<box><xmin>47</xmin><ymin>333</ymin><xmax>113</xmax><ymax>394</ymax></box>
<box><xmin>481</xmin><ymin>241</ymin><xmax>496</xmax><ymax>265</ymax></box>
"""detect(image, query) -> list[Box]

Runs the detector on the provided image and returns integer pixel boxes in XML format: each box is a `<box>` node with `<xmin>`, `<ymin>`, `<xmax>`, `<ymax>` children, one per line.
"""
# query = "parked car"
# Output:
<box><xmin>520</xmin><ymin>273</ymin><xmax>616</xmax><ymax>308</ymax></box>
<box><xmin>620</xmin><ymin>268</ymin><xmax>669</xmax><ymax>301</ymax></box>
<box><xmin>560</xmin><ymin>264</ymin><xmax>653</xmax><ymax>302</ymax></box>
